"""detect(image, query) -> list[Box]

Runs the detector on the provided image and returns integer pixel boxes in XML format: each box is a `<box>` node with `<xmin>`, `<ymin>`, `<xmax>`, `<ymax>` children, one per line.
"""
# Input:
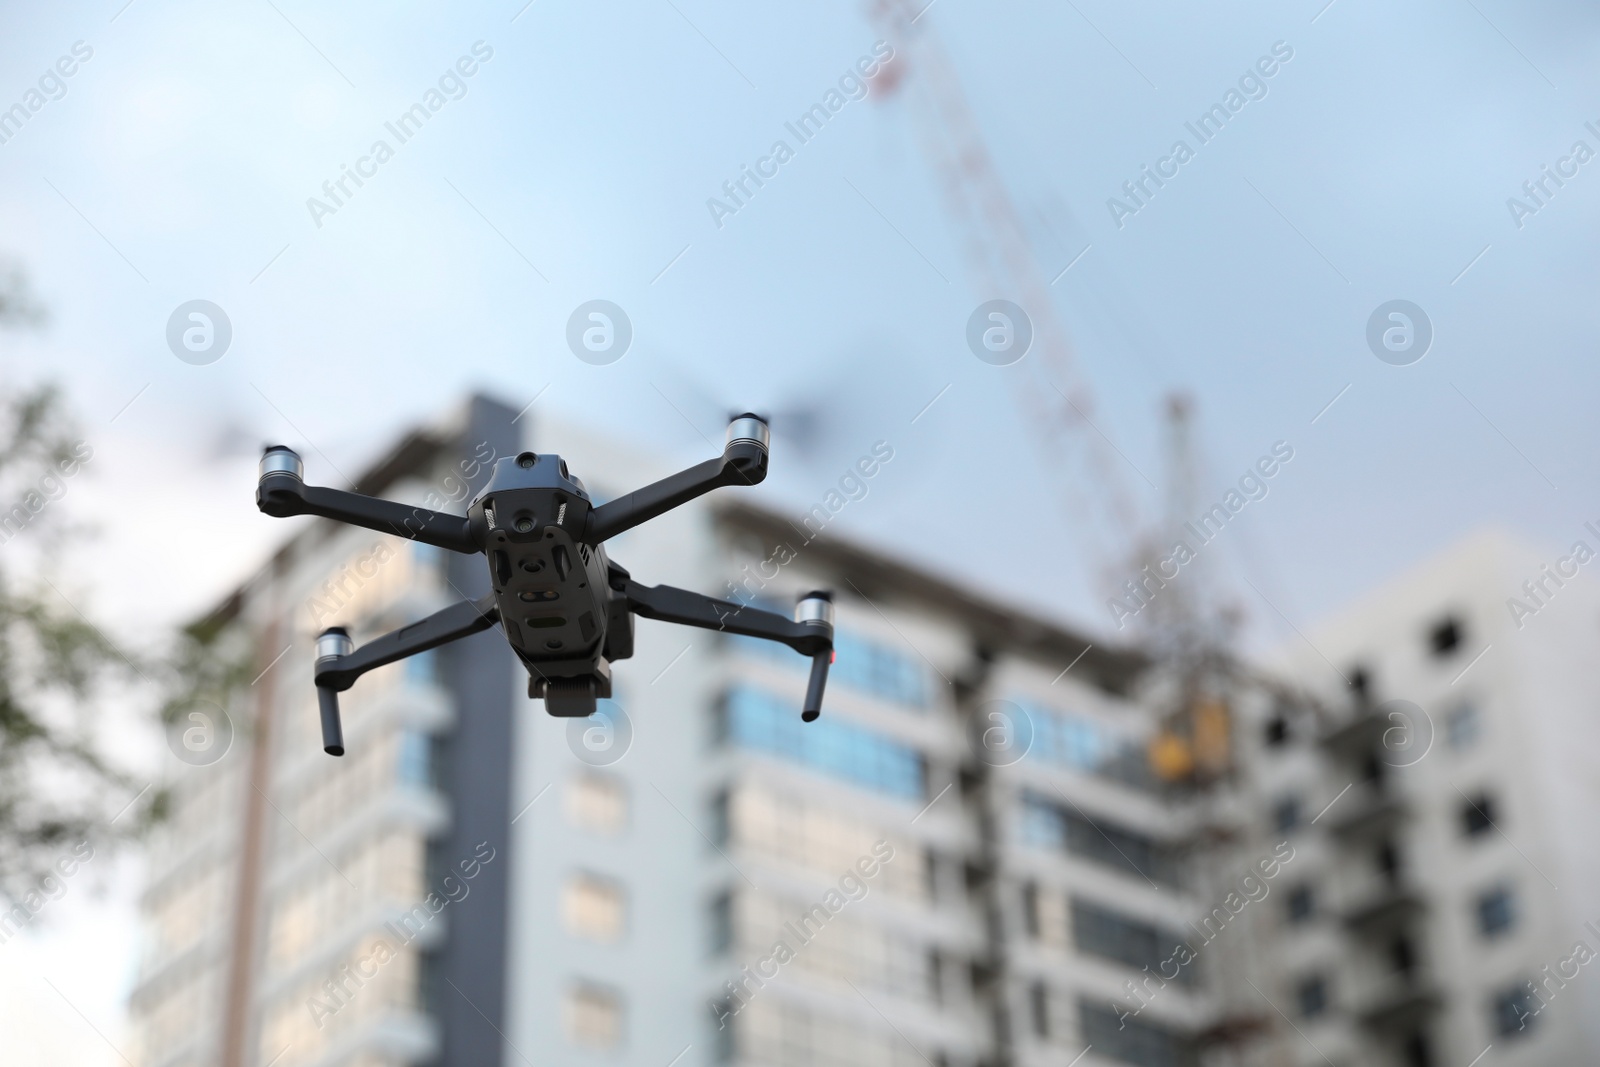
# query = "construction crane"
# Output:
<box><xmin>863</xmin><ymin>0</ymin><xmax>1240</xmax><ymax>784</ymax></box>
<box><xmin>862</xmin><ymin>6</ymin><xmax>1281</xmax><ymax>1062</ymax></box>
<box><xmin>863</xmin><ymin>0</ymin><xmax>1142</xmax><ymax>579</ymax></box>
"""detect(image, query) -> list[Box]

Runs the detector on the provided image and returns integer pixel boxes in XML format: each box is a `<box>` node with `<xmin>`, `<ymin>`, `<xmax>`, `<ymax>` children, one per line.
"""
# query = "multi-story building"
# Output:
<box><xmin>144</xmin><ymin>393</ymin><xmax>1600</xmax><ymax>1067</ymax></box>
<box><xmin>1256</xmin><ymin>528</ymin><xmax>1600</xmax><ymax>1067</ymax></box>
<box><xmin>129</xmin><ymin>395</ymin><xmax>523</xmax><ymax>1067</ymax></box>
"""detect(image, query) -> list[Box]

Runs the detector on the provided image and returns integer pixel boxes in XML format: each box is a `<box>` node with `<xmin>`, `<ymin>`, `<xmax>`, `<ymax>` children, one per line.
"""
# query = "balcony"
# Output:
<box><xmin>1194</xmin><ymin>1010</ymin><xmax>1271</xmax><ymax>1047</ymax></box>
<box><xmin>1353</xmin><ymin>972</ymin><xmax>1444</xmax><ymax>1033</ymax></box>
<box><xmin>1318</xmin><ymin>705</ymin><xmax>1384</xmax><ymax>762</ymax></box>
<box><xmin>1323</xmin><ymin>782</ymin><xmax>1408</xmax><ymax>841</ymax></box>
<box><xmin>1341</xmin><ymin>885</ymin><xmax>1427</xmax><ymax>940</ymax></box>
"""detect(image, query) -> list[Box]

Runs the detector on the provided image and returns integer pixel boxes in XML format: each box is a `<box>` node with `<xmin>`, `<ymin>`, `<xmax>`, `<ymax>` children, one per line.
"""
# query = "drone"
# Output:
<box><xmin>256</xmin><ymin>414</ymin><xmax>835</xmax><ymax>756</ymax></box>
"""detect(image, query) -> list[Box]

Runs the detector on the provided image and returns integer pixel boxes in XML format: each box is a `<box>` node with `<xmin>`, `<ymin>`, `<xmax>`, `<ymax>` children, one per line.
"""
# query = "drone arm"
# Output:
<box><xmin>621</xmin><ymin>579</ymin><xmax>835</xmax><ymax>721</ymax></box>
<box><xmin>584</xmin><ymin>416</ymin><xmax>770</xmax><ymax>544</ymax></box>
<box><xmin>620</xmin><ymin>580</ymin><xmax>826</xmax><ymax>653</ymax></box>
<box><xmin>314</xmin><ymin>594</ymin><xmax>501</xmax><ymax>692</ymax></box>
<box><xmin>257</xmin><ymin>447</ymin><xmax>478</xmax><ymax>554</ymax></box>
<box><xmin>312</xmin><ymin>594</ymin><xmax>499</xmax><ymax>756</ymax></box>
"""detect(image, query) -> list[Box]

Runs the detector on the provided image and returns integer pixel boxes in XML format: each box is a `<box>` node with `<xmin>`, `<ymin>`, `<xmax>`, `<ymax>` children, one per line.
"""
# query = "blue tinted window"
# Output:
<box><xmin>405</xmin><ymin>649</ymin><xmax>437</xmax><ymax>686</ymax></box>
<box><xmin>1478</xmin><ymin>885</ymin><xmax>1516</xmax><ymax>938</ymax></box>
<box><xmin>722</xmin><ymin>686</ymin><xmax>924</xmax><ymax>799</ymax></box>
<box><xmin>1020</xmin><ymin>795</ymin><xmax>1068</xmax><ymax>848</ymax></box>
<box><xmin>1296</xmin><ymin>974</ymin><xmax>1328</xmax><ymax>1018</ymax></box>
<box><xmin>1274</xmin><ymin>796</ymin><xmax>1302</xmax><ymax>833</ymax></box>
<box><xmin>1012</xmin><ymin>699</ymin><xmax>1157</xmax><ymax>791</ymax></box>
<box><xmin>830</xmin><ymin>630</ymin><xmax>929</xmax><ymax>708</ymax></box>
<box><xmin>398</xmin><ymin>730</ymin><xmax>432</xmax><ymax>786</ymax></box>
<box><xmin>730</xmin><ymin>625</ymin><xmax>930</xmax><ymax>709</ymax></box>
<box><xmin>1017</xmin><ymin>700</ymin><xmax>1114</xmax><ymax>770</ymax></box>
<box><xmin>1080</xmin><ymin>998</ymin><xmax>1198</xmax><ymax>1067</ymax></box>
<box><xmin>1447</xmin><ymin>701</ymin><xmax>1481</xmax><ymax>750</ymax></box>
<box><xmin>1022</xmin><ymin>792</ymin><xmax>1182</xmax><ymax>886</ymax></box>
<box><xmin>411</xmin><ymin>541</ymin><xmax>442</xmax><ymax>576</ymax></box>
<box><xmin>1071</xmin><ymin>898</ymin><xmax>1199</xmax><ymax>987</ymax></box>
<box><xmin>1286</xmin><ymin>885</ymin><xmax>1315</xmax><ymax>924</ymax></box>
<box><xmin>1492</xmin><ymin>980</ymin><xmax>1539</xmax><ymax>1037</ymax></box>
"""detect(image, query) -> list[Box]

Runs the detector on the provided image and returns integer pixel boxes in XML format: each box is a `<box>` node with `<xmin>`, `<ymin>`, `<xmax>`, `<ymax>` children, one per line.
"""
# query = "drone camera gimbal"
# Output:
<box><xmin>256</xmin><ymin>413</ymin><xmax>835</xmax><ymax>757</ymax></box>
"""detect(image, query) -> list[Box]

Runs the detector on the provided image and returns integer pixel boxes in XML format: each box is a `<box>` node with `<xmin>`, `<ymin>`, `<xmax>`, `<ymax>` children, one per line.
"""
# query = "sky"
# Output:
<box><xmin>2</xmin><ymin>0</ymin><xmax>1599</xmax><ymax>1061</ymax></box>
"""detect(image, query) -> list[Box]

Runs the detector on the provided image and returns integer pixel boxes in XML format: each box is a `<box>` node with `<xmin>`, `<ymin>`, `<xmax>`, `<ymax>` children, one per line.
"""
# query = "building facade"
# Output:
<box><xmin>1257</xmin><ymin>529</ymin><xmax>1600</xmax><ymax>1067</ymax></box>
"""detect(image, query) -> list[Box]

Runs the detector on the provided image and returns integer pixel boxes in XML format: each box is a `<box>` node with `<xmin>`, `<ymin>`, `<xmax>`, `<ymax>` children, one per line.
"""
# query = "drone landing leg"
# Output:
<box><xmin>621</xmin><ymin>579</ymin><xmax>835</xmax><ymax>719</ymax></box>
<box><xmin>312</xmin><ymin>593</ymin><xmax>500</xmax><ymax>755</ymax></box>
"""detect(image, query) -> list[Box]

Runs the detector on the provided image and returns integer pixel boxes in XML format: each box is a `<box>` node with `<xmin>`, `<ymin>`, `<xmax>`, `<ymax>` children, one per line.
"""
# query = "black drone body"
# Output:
<box><xmin>256</xmin><ymin>415</ymin><xmax>834</xmax><ymax>756</ymax></box>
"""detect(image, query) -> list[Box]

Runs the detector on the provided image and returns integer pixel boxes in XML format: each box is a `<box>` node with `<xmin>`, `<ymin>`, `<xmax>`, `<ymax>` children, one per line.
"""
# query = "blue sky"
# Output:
<box><xmin>2</xmin><ymin>0</ymin><xmax>1598</xmax><ymax>649</ymax></box>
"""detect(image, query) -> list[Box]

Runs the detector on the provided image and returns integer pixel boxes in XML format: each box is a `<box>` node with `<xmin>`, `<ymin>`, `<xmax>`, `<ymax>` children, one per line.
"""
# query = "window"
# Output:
<box><xmin>404</xmin><ymin>648</ymin><xmax>437</xmax><ymax>686</ymax></box>
<box><xmin>738</xmin><ymin>998</ymin><xmax>928</xmax><ymax>1067</ymax></box>
<box><xmin>708</xmin><ymin>789</ymin><xmax>730</xmax><ymax>847</ymax></box>
<box><xmin>1273</xmin><ymin>796</ymin><xmax>1302</xmax><ymax>833</ymax></box>
<box><xmin>1391</xmin><ymin>935</ymin><xmax>1417</xmax><ymax>976</ymax></box>
<box><xmin>725</xmin><ymin>785</ymin><xmax>927</xmax><ymax>901</ymax></box>
<box><xmin>731</xmin><ymin>625</ymin><xmax>931</xmax><ymax>709</ymax></box>
<box><xmin>1446</xmin><ymin>702</ymin><xmax>1481</xmax><ymax>750</ymax></box>
<box><xmin>1020</xmin><ymin>793</ymin><xmax>1182</xmax><ymax>886</ymax></box>
<box><xmin>1080</xmin><ymin>999</ymin><xmax>1198</xmax><ymax>1067</ymax></box>
<box><xmin>708</xmin><ymin>891</ymin><xmax>733</xmax><ymax>956</ymax></box>
<box><xmin>711</xmin><ymin>998</ymin><xmax>735</xmax><ymax>1062</ymax></box>
<box><xmin>1071</xmin><ymin>898</ymin><xmax>1197</xmax><ymax>986</ymax></box>
<box><xmin>721</xmin><ymin>685</ymin><xmax>924</xmax><ymax>800</ymax></box>
<box><xmin>1285</xmin><ymin>885</ymin><xmax>1315</xmax><ymax>925</ymax></box>
<box><xmin>1491</xmin><ymin>980</ymin><xmax>1540</xmax><ymax>1037</ymax></box>
<box><xmin>1461</xmin><ymin>792</ymin><xmax>1498</xmax><ymax>838</ymax></box>
<box><xmin>1296</xmin><ymin>974</ymin><xmax>1328</xmax><ymax>1018</ymax></box>
<box><xmin>1021</xmin><ymin>794</ymin><xmax>1068</xmax><ymax>848</ymax></box>
<box><xmin>563</xmin><ymin>873</ymin><xmax>625</xmax><ymax>943</ymax></box>
<box><xmin>1377</xmin><ymin>840</ymin><xmax>1401</xmax><ymax>882</ymax></box>
<box><xmin>831</xmin><ymin>629</ymin><xmax>931</xmax><ymax>708</ymax></box>
<box><xmin>1030</xmin><ymin>981</ymin><xmax>1050</xmax><ymax>1038</ymax></box>
<box><xmin>1024</xmin><ymin>702</ymin><xmax>1115</xmax><ymax>771</ymax></box>
<box><xmin>1429</xmin><ymin>615</ymin><xmax>1463</xmax><ymax>657</ymax></box>
<box><xmin>1263</xmin><ymin>715</ymin><xmax>1289</xmax><ymax>746</ymax></box>
<box><xmin>397</xmin><ymin>730</ymin><xmax>432</xmax><ymax>787</ymax></box>
<box><xmin>566</xmin><ymin>773</ymin><xmax>628</xmax><ymax>836</ymax></box>
<box><xmin>1477</xmin><ymin>885</ymin><xmax>1516</xmax><ymax>938</ymax></box>
<box><xmin>923</xmin><ymin>847</ymin><xmax>941</xmax><ymax>903</ymax></box>
<box><xmin>735</xmin><ymin>889</ymin><xmax>936</xmax><ymax>1000</ymax></box>
<box><xmin>565</xmin><ymin>983</ymin><xmax>623</xmax><ymax>1049</ymax></box>
<box><xmin>1360</xmin><ymin>753</ymin><xmax>1385</xmax><ymax>784</ymax></box>
<box><xmin>1022</xmin><ymin>882</ymin><xmax>1040</xmax><ymax>938</ymax></box>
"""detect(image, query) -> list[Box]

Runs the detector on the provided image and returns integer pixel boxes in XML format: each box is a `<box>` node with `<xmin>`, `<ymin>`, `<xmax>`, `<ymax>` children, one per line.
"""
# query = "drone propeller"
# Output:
<box><xmin>652</xmin><ymin>363</ymin><xmax>841</xmax><ymax>463</ymax></box>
